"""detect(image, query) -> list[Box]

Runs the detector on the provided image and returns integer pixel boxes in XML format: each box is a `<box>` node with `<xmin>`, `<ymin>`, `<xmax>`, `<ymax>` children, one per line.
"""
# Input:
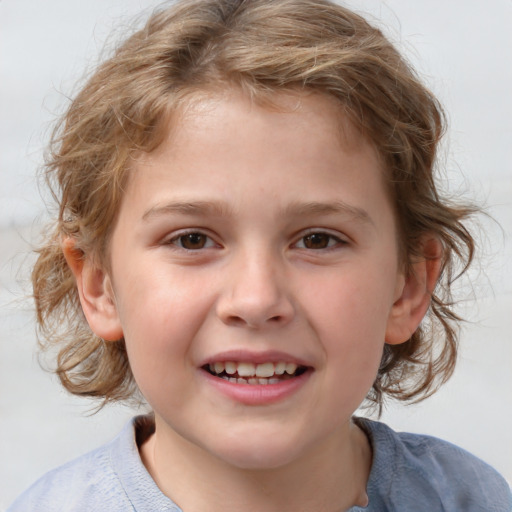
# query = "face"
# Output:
<box><xmin>104</xmin><ymin>90</ymin><xmax>407</xmax><ymax>469</ymax></box>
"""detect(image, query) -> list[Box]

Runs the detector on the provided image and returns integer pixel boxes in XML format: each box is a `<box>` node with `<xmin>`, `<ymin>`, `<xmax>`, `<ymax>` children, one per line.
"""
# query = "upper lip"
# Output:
<box><xmin>199</xmin><ymin>349</ymin><xmax>312</xmax><ymax>368</ymax></box>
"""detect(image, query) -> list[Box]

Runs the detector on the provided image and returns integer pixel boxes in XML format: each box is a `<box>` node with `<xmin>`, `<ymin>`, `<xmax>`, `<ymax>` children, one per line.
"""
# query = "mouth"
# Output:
<box><xmin>202</xmin><ymin>361</ymin><xmax>309</xmax><ymax>385</ymax></box>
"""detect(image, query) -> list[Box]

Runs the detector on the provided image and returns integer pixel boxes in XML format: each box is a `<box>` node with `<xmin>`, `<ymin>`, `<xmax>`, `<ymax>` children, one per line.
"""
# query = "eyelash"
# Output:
<box><xmin>164</xmin><ymin>229</ymin><xmax>347</xmax><ymax>252</ymax></box>
<box><xmin>166</xmin><ymin>231</ymin><xmax>218</xmax><ymax>251</ymax></box>
<box><xmin>293</xmin><ymin>231</ymin><xmax>347</xmax><ymax>250</ymax></box>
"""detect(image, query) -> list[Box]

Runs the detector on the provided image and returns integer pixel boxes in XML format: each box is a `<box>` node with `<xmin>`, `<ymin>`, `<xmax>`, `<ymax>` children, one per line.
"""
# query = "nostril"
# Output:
<box><xmin>225</xmin><ymin>315</ymin><xmax>248</xmax><ymax>327</ymax></box>
<box><xmin>216</xmin><ymin>291</ymin><xmax>295</xmax><ymax>328</ymax></box>
<box><xmin>222</xmin><ymin>314</ymin><xmax>290</xmax><ymax>329</ymax></box>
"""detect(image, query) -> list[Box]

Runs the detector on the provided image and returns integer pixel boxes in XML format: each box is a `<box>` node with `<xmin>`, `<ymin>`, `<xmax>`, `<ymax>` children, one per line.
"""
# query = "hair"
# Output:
<box><xmin>33</xmin><ymin>0</ymin><xmax>476</xmax><ymax>410</ymax></box>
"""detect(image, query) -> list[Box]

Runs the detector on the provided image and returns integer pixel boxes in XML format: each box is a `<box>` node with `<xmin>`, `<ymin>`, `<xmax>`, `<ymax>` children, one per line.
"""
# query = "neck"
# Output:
<box><xmin>140</xmin><ymin>416</ymin><xmax>371</xmax><ymax>512</ymax></box>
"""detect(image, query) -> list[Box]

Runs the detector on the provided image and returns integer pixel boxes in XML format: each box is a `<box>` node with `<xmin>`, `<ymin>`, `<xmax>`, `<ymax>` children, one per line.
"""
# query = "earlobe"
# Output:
<box><xmin>385</xmin><ymin>237</ymin><xmax>443</xmax><ymax>345</ymax></box>
<box><xmin>62</xmin><ymin>237</ymin><xmax>123</xmax><ymax>341</ymax></box>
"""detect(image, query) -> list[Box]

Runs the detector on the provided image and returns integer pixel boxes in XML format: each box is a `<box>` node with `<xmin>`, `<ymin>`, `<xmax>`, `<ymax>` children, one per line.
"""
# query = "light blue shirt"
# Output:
<box><xmin>8</xmin><ymin>415</ymin><xmax>512</xmax><ymax>511</ymax></box>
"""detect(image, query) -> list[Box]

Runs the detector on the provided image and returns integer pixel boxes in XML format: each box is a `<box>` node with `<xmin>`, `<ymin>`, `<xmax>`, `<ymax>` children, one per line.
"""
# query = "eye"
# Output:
<box><xmin>169</xmin><ymin>232</ymin><xmax>216</xmax><ymax>250</ymax></box>
<box><xmin>295</xmin><ymin>232</ymin><xmax>345</xmax><ymax>250</ymax></box>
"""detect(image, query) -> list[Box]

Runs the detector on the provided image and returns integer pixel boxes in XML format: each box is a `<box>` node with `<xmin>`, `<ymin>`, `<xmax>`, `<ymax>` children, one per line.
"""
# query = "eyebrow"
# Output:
<box><xmin>283</xmin><ymin>200</ymin><xmax>375</xmax><ymax>227</ymax></box>
<box><xmin>142</xmin><ymin>199</ymin><xmax>374</xmax><ymax>226</ymax></box>
<box><xmin>142</xmin><ymin>201</ymin><xmax>232</xmax><ymax>221</ymax></box>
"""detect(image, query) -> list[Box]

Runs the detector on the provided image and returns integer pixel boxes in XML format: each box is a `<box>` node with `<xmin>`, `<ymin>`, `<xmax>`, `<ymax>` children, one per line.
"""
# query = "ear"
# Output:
<box><xmin>62</xmin><ymin>237</ymin><xmax>123</xmax><ymax>341</ymax></box>
<box><xmin>385</xmin><ymin>236</ymin><xmax>443</xmax><ymax>345</ymax></box>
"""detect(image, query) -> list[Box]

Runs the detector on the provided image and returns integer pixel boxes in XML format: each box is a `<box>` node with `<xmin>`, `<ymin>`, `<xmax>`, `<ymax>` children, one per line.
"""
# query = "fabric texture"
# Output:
<box><xmin>8</xmin><ymin>415</ymin><xmax>511</xmax><ymax>512</ymax></box>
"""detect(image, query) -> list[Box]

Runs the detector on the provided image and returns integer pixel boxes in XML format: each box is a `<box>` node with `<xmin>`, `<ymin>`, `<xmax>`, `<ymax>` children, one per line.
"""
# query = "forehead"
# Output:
<box><xmin>134</xmin><ymin>88</ymin><xmax>384</xmax><ymax>180</ymax></box>
<box><xmin>128</xmin><ymin>89</ymin><xmax>391</xmax><ymax>219</ymax></box>
<box><xmin>166</xmin><ymin>88</ymin><xmax>374</xmax><ymax>156</ymax></box>
<box><xmin>117</xmin><ymin>89</ymin><xmax>396</xmax><ymax>244</ymax></box>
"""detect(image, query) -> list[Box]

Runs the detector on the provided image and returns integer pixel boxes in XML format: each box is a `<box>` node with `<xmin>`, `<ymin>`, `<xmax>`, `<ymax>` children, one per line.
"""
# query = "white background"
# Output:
<box><xmin>1</xmin><ymin>0</ymin><xmax>511</xmax><ymax>508</ymax></box>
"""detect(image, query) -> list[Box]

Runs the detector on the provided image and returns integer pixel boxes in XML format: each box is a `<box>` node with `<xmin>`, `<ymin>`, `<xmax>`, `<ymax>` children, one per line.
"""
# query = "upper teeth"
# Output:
<box><xmin>209</xmin><ymin>361</ymin><xmax>298</xmax><ymax>377</ymax></box>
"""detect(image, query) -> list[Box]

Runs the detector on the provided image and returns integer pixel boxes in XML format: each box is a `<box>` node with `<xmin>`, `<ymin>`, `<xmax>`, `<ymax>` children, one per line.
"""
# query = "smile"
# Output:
<box><xmin>204</xmin><ymin>361</ymin><xmax>308</xmax><ymax>385</ymax></box>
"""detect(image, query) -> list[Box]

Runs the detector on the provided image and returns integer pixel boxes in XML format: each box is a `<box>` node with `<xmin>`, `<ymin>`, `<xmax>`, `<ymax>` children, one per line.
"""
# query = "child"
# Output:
<box><xmin>9</xmin><ymin>0</ymin><xmax>511</xmax><ymax>510</ymax></box>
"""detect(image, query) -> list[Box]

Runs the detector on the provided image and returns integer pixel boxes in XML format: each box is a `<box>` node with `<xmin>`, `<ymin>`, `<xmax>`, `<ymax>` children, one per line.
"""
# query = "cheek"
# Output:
<box><xmin>304</xmin><ymin>265</ymin><xmax>396</xmax><ymax>378</ymax></box>
<box><xmin>114</xmin><ymin>259</ymin><xmax>211</xmax><ymax>335</ymax></box>
<box><xmin>110</xmin><ymin>271</ymin><xmax>205</xmax><ymax>387</ymax></box>
<box><xmin>118</xmin><ymin>295</ymin><xmax>199</xmax><ymax>411</ymax></box>
<box><xmin>307</xmin><ymin>267</ymin><xmax>396</xmax><ymax>333</ymax></box>
<box><xmin>114</xmin><ymin>262</ymin><xmax>223</xmax><ymax>358</ymax></box>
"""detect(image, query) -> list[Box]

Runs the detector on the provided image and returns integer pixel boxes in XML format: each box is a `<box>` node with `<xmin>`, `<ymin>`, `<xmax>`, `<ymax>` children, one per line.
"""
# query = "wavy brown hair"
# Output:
<box><xmin>33</xmin><ymin>0</ymin><xmax>476</xmax><ymax>409</ymax></box>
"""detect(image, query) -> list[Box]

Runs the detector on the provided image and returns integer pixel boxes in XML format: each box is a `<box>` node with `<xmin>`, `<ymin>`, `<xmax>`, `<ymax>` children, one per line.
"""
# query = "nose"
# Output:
<box><xmin>216</xmin><ymin>249</ymin><xmax>295</xmax><ymax>329</ymax></box>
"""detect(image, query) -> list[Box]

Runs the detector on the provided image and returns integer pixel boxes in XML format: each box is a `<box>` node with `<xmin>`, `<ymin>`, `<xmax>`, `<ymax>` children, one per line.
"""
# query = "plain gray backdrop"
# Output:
<box><xmin>1</xmin><ymin>0</ymin><xmax>511</xmax><ymax>508</ymax></box>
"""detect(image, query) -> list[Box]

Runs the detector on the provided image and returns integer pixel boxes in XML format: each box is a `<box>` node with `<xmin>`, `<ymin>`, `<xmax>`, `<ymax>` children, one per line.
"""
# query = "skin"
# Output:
<box><xmin>64</xmin><ymin>89</ymin><xmax>440</xmax><ymax>511</ymax></box>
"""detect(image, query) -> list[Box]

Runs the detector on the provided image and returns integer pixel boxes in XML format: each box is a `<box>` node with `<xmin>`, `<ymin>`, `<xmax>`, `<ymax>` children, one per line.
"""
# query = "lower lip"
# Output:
<box><xmin>200</xmin><ymin>369</ymin><xmax>312</xmax><ymax>405</ymax></box>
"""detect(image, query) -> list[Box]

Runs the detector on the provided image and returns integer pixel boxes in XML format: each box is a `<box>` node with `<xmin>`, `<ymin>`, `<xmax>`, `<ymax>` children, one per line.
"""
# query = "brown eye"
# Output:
<box><xmin>302</xmin><ymin>233</ymin><xmax>331</xmax><ymax>249</ymax></box>
<box><xmin>176</xmin><ymin>233</ymin><xmax>210</xmax><ymax>250</ymax></box>
<box><xmin>297</xmin><ymin>232</ymin><xmax>343</xmax><ymax>250</ymax></box>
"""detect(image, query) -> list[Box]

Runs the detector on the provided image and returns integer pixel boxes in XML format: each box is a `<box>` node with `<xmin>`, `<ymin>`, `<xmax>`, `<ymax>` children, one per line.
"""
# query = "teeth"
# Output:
<box><xmin>225</xmin><ymin>361</ymin><xmax>237</xmax><ymax>375</ymax></box>
<box><xmin>237</xmin><ymin>362</ymin><xmax>256</xmax><ymax>377</ymax></box>
<box><xmin>274</xmin><ymin>362</ymin><xmax>286</xmax><ymax>375</ymax></box>
<box><xmin>255</xmin><ymin>362</ymin><xmax>275</xmax><ymax>378</ymax></box>
<box><xmin>208</xmin><ymin>360</ymin><xmax>302</xmax><ymax>379</ymax></box>
<box><xmin>285</xmin><ymin>363</ymin><xmax>298</xmax><ymax>375</ymax></box>
<box><xmin>223</xmin><ymin>376</ymin><xmax>282</xmax><ymax>385</ymax></box>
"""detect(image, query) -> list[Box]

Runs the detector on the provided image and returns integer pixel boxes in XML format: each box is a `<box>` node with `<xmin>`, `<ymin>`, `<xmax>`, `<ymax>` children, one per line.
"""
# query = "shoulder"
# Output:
<box><xmin>7</xmin><ymin>416</ymin><xmax>179</xmax><ymax>512</ymax></box>
<box><xmin>7</xmin><ymin>428</ymin><xmax>131</xmax><ymax>512</ymax></box>
<box><xmin>356</xmin><ymin>418</ymin><xmax>512</xmax><ymax>512</ymax></box>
